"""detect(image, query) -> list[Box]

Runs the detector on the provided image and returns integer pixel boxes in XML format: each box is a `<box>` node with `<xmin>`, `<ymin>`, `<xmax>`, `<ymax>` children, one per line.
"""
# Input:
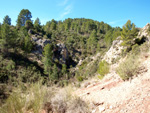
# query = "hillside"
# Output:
<box><xmin>0</xmin><ymin>9</ymin><xmax>150</xmax><ymax>113</ymax></box>
<box><xmin>75</xmin><ymin>51</ymin><xmax>150</xmax><ymax>113</ymax></box>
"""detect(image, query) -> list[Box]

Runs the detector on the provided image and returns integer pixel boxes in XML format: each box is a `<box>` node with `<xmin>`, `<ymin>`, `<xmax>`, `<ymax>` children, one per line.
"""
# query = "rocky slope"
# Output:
<box><xmin>75</xmin><ymin>51</ymin><xmax>150</xmax><ymax>113</ymax></box>
<box><xmin>74</xmin><ymin>23</ymin><xmax>150</xmax><ymax>113</ymax></box>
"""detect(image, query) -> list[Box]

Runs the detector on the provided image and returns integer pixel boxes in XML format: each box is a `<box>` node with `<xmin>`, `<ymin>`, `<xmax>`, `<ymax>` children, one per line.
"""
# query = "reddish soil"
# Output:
<box><xmin>75</xmin><ymin>55</ymin><xmax>150</xmax><ymax>113</ymax></box>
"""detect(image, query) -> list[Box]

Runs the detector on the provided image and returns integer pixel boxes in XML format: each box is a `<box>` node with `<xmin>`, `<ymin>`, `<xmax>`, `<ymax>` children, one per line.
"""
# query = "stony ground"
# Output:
<box><xmin>75</xmin><ymin>53</ymin><xmax>150</xmax><ymax>113</ymax></box>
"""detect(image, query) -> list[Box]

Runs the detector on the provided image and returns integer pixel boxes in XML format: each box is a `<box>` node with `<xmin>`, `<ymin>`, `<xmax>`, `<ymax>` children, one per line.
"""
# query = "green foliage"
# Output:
<box><xmin>61</xmin><ymin>64</ymin><xmax>68</xmax><ymax>79</ymax></box>
<box><xmin>34</xmin><ymin>18</ymin><xmax>41</xmax><ymax>32</ymax></box>
<box><xmin>17</xmin><ymin>9</ymin><xmax>32</xmax><ymax>28</ymax></box>
<box><xmin>98</xmin><ymin>75</ymin><xmax>104</xmax><ymax>80</ymax></box>
<box><xmin>76</xmin><ymin>75</ymin><xmax>84</xmax><ymax>82</ymax></box>
<box><xmin>97</xmin><ymin>60</ymin><xmax>110</xmax><ymax>77</ymax></box>
<box><xmin>1</xmin><ymin>23</ymin><xmax>16</xmax><ymax>53</ymax></box>
<box><xmin>6</xmin><ymin>60</ymin><xmax>15</xmax><ymax>70</ymax></box>
<box><xmin>87</xmin><ymin>30</ymin><xmax>97</xmax><ymax>54</ymax></box>
<box><xmin>25</xmin><ymin>20</ymin><xmax>33</xmax><ymax>30</ymax></box>
<box><xmin>121</xmin><ymin>20</ymin><xmax>138</xmax><ymax>46</ymax></box>
<box><xmin>3</xmin><ymin>15</ymin><xmax>11</xmax><ymax>25</ymax></box>
<box><xmin>23</xmin><ymin>35</ymin><xmax>33</xmax><ymax>54</ymax></box>
<box><xmin>58</xmin><ymin>80</ymin><xmax>69</xmax><ymax>87</ymax></box>
<box><xmin>42</xmin><ymin>44</ymin><xmax>53</xmax><ymax>76</ymax></box>
<box><xmin>0</xmin><ymin>23</ymin><xmax>1</xmax><ymax>39</ymax></box>
<box><xmin>104</xmin><ymin>27</ymin><xmax>122</xmax><ymax>48</ymax></box>
<box><xmin>0</xmin><ymin>83</ymin><xmax>46</xmax><ymax>113</ymax></box>
<box><xmin>79</xmin><ymin>61</ymin><xmax>87</xmax><ymax>70</ymax></box>
<box><xmin>50</xmin><ymin>64</ymin><xmax>59</xmax><ymax>80</ymax></box>
<box><xmin>34</xmin><ymin>17</ymin><xmax>41</xmax><ymax>25</ymax></box>
<box><xmin>116</xmin><ymin>54</ymin><xmax>139</xmax><ymax>80</ymax></box>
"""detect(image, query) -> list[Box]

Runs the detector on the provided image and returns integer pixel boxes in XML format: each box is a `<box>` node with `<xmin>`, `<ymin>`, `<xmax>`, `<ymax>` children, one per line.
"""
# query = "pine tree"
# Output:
<box><xmin>25</xmin><ymin>20</ymin><xmax>33</xmax><ymax>30</ymax></box>
<box><xmin>24</xmin><ymin>35</ymin><xmax>33</xmax><ymax>55</ymax></box>
<box><xmin>34</xmin><ymin>18</ymin><xmax>41</xmax><ymax>32</ymax></box>
<box><xmin>42</xmin><ymin>44</ymin><xmax>53</xmax><ymax>77</ymax></box>
<box><xmin>121</xmin><ymin>20</ymin><xmax>137</xmax><ymax>40</ymax></box>
<box><xmin>51</xmin><ymin>64</ymin><xmax>59</xmax><ymax>80</ymax></box>
<box><xmin>87</xmin><ymin>30</ymin><xmax>97</xmax><ymax>54</ymax></box>
<box><xmin>3</xmin><ymin>15</ymin><xmax>11</xmax><ymax>25</ymax></box>
<box><xmin>61</xmin><ymin>64</ymin><xmax>67</xmax><ymax>78</ymax></box>
<box><xmin>17</xmin><ymin>9</ymin><xmax>32</xmax><ymax>28</ymax></box>
<box><xmin>121</xmin><ymin>20</ymin><xmax>138</xmax><ymax>46</ymax></box>
<box><xmin>0</xmin><ymin>23</ymin><xmax>1</xmax><ymax>39</ymax></box>
<box><xmin>1</xmin><ymin>23</ymin><xmax>10</xmax><ymax>53</ymax></box>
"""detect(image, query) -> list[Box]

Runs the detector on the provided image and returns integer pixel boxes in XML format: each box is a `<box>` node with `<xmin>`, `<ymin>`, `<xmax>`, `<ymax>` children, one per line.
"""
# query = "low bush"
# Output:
<box><xmin>76</xmin><ymin>75</ymin><xmax>84</xmax><ymax>82</ymax></box>
<box><xmin>97</xmin><ymin>60</ymin><xmax>110</xmax><ymax>77</ymax></box>
<box><xmin>46</xmin><ymin>87</ymin><xmax>90</xmax><ymax>113</ymax></box>
<box><xmin>0</xmin><ymin>82</ymin><xmax>46</xmax><ymax>113</ymax></box>
<box><xmin>116</xmin><ymin>54</ymin><xmax>139</xmax><ymax>80</ymax></box>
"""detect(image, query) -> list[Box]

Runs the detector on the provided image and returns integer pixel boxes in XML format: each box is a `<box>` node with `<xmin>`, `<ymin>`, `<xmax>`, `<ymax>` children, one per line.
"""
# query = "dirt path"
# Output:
<box><xmin>75</xmin><ymin>54</ymin><xmax>150</xmax><ymax>113</ymax></box>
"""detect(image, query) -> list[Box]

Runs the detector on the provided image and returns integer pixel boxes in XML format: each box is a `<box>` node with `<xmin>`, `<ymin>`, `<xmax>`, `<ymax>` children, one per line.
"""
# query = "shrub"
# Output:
<box><xmin>47</xmin><ymin>87</ymin><xmax>90</xmax><ymax>113</ymax></box>
<box><xmin>116</xmin><ymin>54</ymin><xmax>139</xmax><ymax>80</ymax></box>
<box><xmin>0</xmin><ymin>82</ymin><xmax>46</xmax><ymax>113</ymax></box>
<box><xmin>6</xmin><ymin>60</ymin><xmax>15</xmax><ymax>70</ymax></box>
<box><xmin>98</xmin><ymin>75</ymin><xmax>104</xmax><ymax>80</ymax></box>
<box><xmin>131</xmin><ymin>44</ymin><xmax>140</xmax><ymax>55</ymax></box>
<box><xmin>76</xmin><ymin>75</ymin><xmax>84</xmax><ymax>82</ymax></box>
<box><xmin>97</xmin><ymin>60</ymin><xmax>110</xmax><ymax>77</ymax></box>
<box><xmin>67</xmin><ymin>97</ymin><xmax>89</xmax><ymax>113</ymax></box>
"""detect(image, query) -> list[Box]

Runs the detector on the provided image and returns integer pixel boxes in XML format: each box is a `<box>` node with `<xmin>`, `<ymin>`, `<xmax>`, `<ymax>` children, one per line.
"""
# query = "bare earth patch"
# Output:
<box><xmin>75</xmin><ymin>54</ymin><xmax>150</xmax><ymax>113</ymax></box>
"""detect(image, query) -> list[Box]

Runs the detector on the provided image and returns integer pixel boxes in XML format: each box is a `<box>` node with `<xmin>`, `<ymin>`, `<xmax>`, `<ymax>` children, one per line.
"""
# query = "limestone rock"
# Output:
<box><xmin>31</xmin><ymin>35</ymin><xmax>69</xmax><ymax>65</ymax></box>
<box><xmin>99</xmin><ymin>106</ymin><xmax>105</xmax><ymax>112</ymax></box>
<box><xmin>137</xmin><ymin>23</ymin><xmax>150</xmax><ymax>41</ymax></box>
<box><xmin>31</xmin><ymin>35</ymin><xmax>51</xmax><ymax>54</ymax></box>
<box><xmin>103</xmin><ymin>36</ymin><xmax>124</xmax><ymax>64</ymax></box>
<box><xmin>55</xmin><ymin>43</ymin><xmax>69</xmax><ymax>64</ymax></box>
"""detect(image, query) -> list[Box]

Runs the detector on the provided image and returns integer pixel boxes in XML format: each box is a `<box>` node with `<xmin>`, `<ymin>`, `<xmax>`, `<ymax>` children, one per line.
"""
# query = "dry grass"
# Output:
<box><xmin>0</xmin><ymin>82</ymin><xmax>46</xmax><ymax>113</ymax></box>
<box><xmin>43</xmin><ymin>86</ymin><xmax>90</xmax><ymax>113</ymax></box>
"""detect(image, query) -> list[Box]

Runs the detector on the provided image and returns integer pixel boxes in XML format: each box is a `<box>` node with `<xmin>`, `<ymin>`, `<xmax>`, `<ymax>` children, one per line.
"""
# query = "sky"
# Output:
<box><xmin>0</xmin><ymin>0</ymin><xmax>150</xmax><ymax>28</ymax></box>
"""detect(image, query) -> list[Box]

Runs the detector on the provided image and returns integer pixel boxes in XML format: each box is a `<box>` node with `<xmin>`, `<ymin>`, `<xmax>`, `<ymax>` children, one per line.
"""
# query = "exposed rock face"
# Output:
<box><xmin>137</xmin><ymin>23</ymin><xmax>150</xmax><ymax>40</ymax></box>
<box><xmin>31</xmin><ymin>35</ymin><xmax>51</xmax><ymax>54</ymax></box>
<box><xmin>54</xmin><ymin>43</ymin><xmax>69</xmax><ymax>64</ymax></box>
<box><xmin>103</xmin><ymin>36</ymin><xmax>124</xmax><ymax>64</ymax></box>
<box><xmin>31</xmin><ymin>35</ymin><xmax>69</xmax><ymax>64</ymax></box>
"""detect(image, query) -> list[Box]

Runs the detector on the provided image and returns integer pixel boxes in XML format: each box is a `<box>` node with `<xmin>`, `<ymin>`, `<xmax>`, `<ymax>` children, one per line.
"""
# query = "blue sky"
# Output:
<box><xmin>0</xmin><ymin>0</ymin><xmax>150</xmax><ymax>28</ymax></box>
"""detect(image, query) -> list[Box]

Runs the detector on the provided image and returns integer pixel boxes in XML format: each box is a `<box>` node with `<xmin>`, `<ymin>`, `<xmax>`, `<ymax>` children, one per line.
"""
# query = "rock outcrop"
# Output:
<box><xmin>103</xmin><ymin>36</ymin><xmax>124</xmax><ymax>64</ymax></box>
<box><xmin>32</xmin><ymin>35</ymin><xmax>51</xmax><ymax>54</ymax></box>
<box><xmin>31</xmin><ymin>35</ymin><xmax>69</xmax><ymax>64</ymax></box>
<box><xmin>137</xmin><ymin>23</ymin><xmax>150</xmax><ymax>40</ymax></box>
<box><xmin>54</xmin><ymin>43</ymin><xmax>69</xmax><ymax>64</ymax></box>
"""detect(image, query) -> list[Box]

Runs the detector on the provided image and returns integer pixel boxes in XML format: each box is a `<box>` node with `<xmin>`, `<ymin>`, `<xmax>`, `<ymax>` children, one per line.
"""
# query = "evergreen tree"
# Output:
<box><xmin>17</xmin><ymin>9</ymin><xmax>32</xmax><ymax>28</ymax></box>
<box><xmin>1</xmin><ymin>23</ymin><xmax>11</xmax><ymax>53</ymax></box>
<box><xmin>42</xmin><ymin>44</ymin><xmax>53</xmax><ymax>78</ymax></box>
<box><xmin>25</xmin><ymin>20</ymin><xmax>33</xmax><ymax>30</ymax></box>
<box><xmin>34</xmin><ymin>18</ymin><xmax>41</xmax><ymax>32</ymax></box>
<box><xmin>87</xmin><ymin>30</ymin><xmax>97</xmax><ymax>54</ymax></box>
<box><xmin>104</xmin><ymin>30</ymin><xmax>113</xmax><ymax>47</ymax></box>
<box><xmin>3</xmin><ymin>15</ymin><xmax>11</xmax><ymax>25</ymax></box>
<box><xmin>34</xmin><ymin>17</ymin><xmax>41</xmax><ymax>25</ymax></box>
<box><xmin>18</xmin><ymin>27</ymin><xmax>28</xmax><ymax>49</ymax></box>
<box><xmin>50</xmin><ymin>19</ymin><xmax>57</xmax><ymax>30</ymax></box>
<box><xmin>121</xmin><ymin>20</ymin><xmax>137</xmax><ymax>40</ymax></box>
<box><xmin>121</xmin><ymin>20</ymin><xmax>138</xmax><ymax>46</ymax></box>
<box><xmin>0</xmin><ymin>23</ymin><xmax>1</xmax><ymax>39</ymax></box>
<box><xmin>24</xmin><ymin>35</ymin><xmax>33</xmax><ymax>55</ymax></box>
<box><xmin>51</xmin><ymin>64</ymin><xmax>59</xmax><ymax>80</ymax></box>
<box><xmin>61</xmin><ymin>64</ymin><xmax>67</xmax><ymax>78</ymax></box>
